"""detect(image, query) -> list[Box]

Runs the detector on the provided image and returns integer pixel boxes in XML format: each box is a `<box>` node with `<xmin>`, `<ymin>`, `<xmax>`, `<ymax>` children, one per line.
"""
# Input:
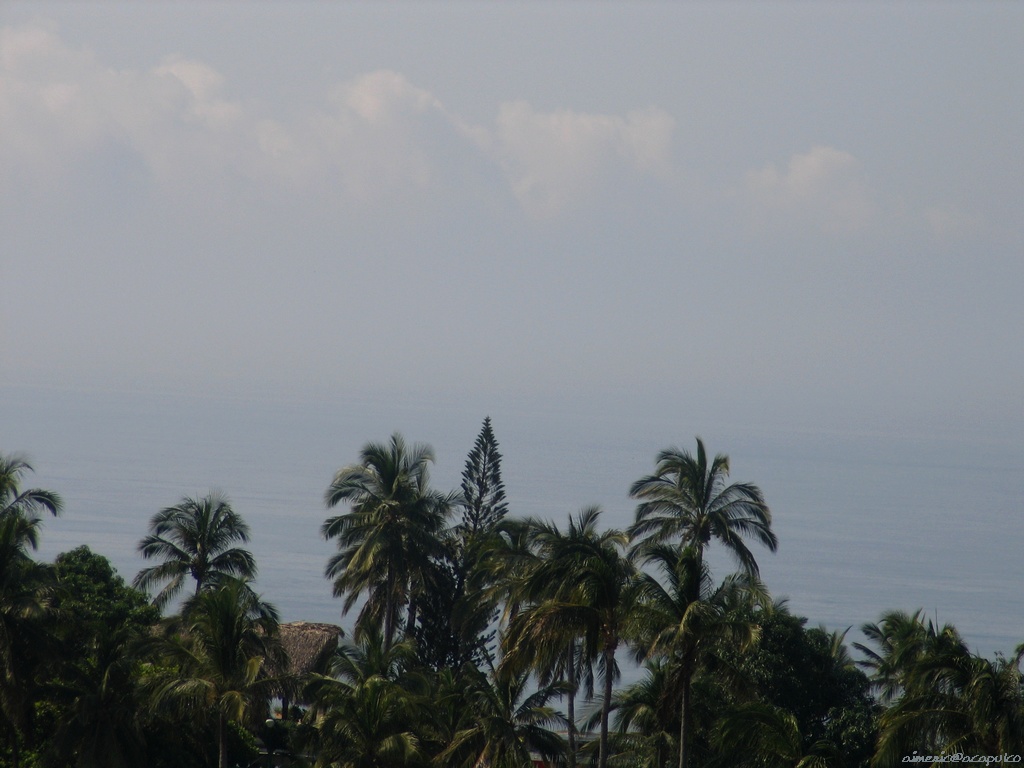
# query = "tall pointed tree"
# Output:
<box><xmin>417</xmin><ymin>418</ymin><xmax>510</xmax><ymax>670</ymax></box>
<box><xmin>133</xmin><ymin>492</ymin><xmax>257</xmax><ymax>610</ymax></box>
<box><xmin>458</xmin><ymin>417</ymin><xmax>508</xmax><ymax>538</ymax></box>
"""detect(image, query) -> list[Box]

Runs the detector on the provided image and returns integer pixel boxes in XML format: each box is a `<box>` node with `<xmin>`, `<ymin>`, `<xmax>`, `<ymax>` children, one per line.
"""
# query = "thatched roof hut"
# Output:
<box><xmin>277</xmin><ymin>621</ymin><xmax>343</xmax><ymax>678</ymax></box>
<box><xmin>266</xmin><ymin>621</ymin><xmax>342</xmax><ymax>718</ymax></box>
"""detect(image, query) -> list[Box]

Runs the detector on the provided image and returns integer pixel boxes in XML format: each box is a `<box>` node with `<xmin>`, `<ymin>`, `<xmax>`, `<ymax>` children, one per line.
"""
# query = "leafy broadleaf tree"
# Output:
<box><xmin>133</xmin><ymin>492</ymin><xmax>257</xmax><ymax>610</ymax></box>
<box><xmin>718</xmin><ymin>604</ymin><xmax>877</xmax><ymax>767</ymax></box>
<box><xmin>37</xmin><ymin>547</ymin><xmax>161</xmax><ymax>768</ymax></box>
<box><xmin>53</xmin><ymin>545</ymin><xmax>160</xmax><ymax>639</ymax></box>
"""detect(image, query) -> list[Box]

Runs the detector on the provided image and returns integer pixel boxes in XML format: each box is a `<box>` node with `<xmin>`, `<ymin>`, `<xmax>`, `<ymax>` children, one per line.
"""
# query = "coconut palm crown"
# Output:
<box><xmin>629</xmin><ymin>437</ymin><xmax>777</xmax><ymax>579</ymax></box>
<box><xmin>133</xmin><ymin>492</ymin><xmax>257</xmax><ymax>610</ymax></box>
<box><xmin>0</xmin><ymin>453</ymin><xmax>63</xmax><ymax>534</ymax></box>
<box><xmin>322</xmin><ymin>433</ymin><xmax>454</xmax><ymax>649</ymax></box>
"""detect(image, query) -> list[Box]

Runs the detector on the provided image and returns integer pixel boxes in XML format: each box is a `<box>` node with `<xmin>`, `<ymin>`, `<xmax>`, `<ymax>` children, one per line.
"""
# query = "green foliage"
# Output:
<box><xmin>859</xmin><ymin>610</ymin><xmax>1024</xmax><ymax>763</ymax></box>
<box><xmin>0</xmin><ymin>455</ymin><xmax>63</xmax><ymax>768</ymax></box>
<box><xmin>323</xmin><ymin>433</ymin><xmax>454</xmax><ymax>649</ymax></box>
<box><xmin>414</xmin><ymin>418</ymin><xmax>509</xmax><ymax>672</ymax></box>
<box><xmin>32</xmin><ymin>549</ymin><xmax>162</xmax><ymax>767</ymax></box>
<box><xmin>52</xmin><ymin>546</ymin><xmax>159</xmax><ymax>638</ymax></box>
<box><xmin>436</xmin><ymin>666</ymin><xmax>568</xmax><ymax>768</ymax></box>
<box><xmin>0</xmin><ymin>455</ymin><xmax>63</xmax><ymax>533</ymax></box>
<box><xmin>134</xmin><ymin>492</ymin><xmax>257</xmax><ymax>611</ymax></box>
<box><xmin>458</xmin><ymin>417</ymin><xmax>508</xmax><ymax>538</ymax></box>
<box><xmin>301</xmin><ymin>629</ymin><xmax>429</xmax><ymax>768</ymax></box>
<box><xmin>6</xmin><ymin>436</ymin><xmax>1024</xmax><ymax>768</ymax></box>
<box><xmin>726</xmin><ymin>606</ymin><xmax>877</xmax><ymax>764</ymax></box>
<box><xmin>152</xmin><ymin>578</ymin><xmax>282</xmax><ymax>768</ymax></box>
<box><xmin>629</xmin><ymin>437</ymin><xmax>777</xmax><ymax>579</ymax></box>
<box><xmin>505</xmin><ymin>507</ymin><xmax>635</xmax><ymax>768</ymax></box>
<box><xmin>411</xmin><ymin>556</ymin><xmax>495</xmax><ymax>672</ymax></box>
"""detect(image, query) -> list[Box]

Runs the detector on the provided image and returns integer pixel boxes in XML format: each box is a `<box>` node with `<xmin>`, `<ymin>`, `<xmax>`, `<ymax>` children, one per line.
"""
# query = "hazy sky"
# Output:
<box><xmin>2</xmin><ymin>2</ymin><xmax>1022</xmax><ymax>438</ymax></box>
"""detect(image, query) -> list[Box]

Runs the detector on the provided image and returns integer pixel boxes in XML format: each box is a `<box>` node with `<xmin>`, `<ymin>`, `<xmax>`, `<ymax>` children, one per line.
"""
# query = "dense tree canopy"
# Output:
<box><xmin>0</xmin><ymin>432</ymin><xmax>1018</xmax><ymax>768</ymax></box>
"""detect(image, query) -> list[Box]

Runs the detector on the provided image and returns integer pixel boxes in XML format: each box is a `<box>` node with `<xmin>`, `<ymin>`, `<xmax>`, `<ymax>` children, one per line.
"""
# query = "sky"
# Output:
<box><xmin>1</xmin><ymin>2</ymin><xmax>1023</xmax><ymax>657</ymax></box>
<box><xmin>1</xmin><ymin>2</ymin><xmax>1022</xmax><ymax>436</ymax></box>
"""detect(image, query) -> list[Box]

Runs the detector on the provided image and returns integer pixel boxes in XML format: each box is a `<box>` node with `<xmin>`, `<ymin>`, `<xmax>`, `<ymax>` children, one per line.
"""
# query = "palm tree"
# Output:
<box><xmin>0</xmin><ymin>456</ymin><xmax>61</xmax><ymax>768</ymax></box>
<box><xmin>858</xmin><ymin>611</ymin><xmax>1024</xmax><ymax>762</ymax></box>
<box><xmin>504</xmin><ymin>507</ymin><xmax>636</xmax><ymax>768</ymax></box>
<box><xmin>855</xmin><ymin>609</ymin><xmax>964</xmax><ymax>704</ymax></box>
<box><xmin>323</xmin><ymin>433</ymin><xmax>453</xmax><ymax>649</ymax></box>
<box><xmin>133</xmin><ymin>492</ymin><xmax>257</xmax><ymax>610</ymax></box>
<box><xmin>436</xmin><ymin>666</ymin><xmax>568</xmax><ymax>768</ymax></box>
<box><xmin>876</xmin><ymin>649</ymin><xmax>1024</xmax><ymax>764</ymax></box>
<box><xmin>631</xmin><ymin>545</ymin><xmax>766</xmax><ymax>768</ymax></box>
<box><xmin>0</xmin><ymin>521</ymin><xmax>55</xmax><ymax>768</ymax></box>
<box><xmin>302</xmin><ymin>628</ymin><xmax>427</xmax><ymax>768</ymax></box>
<box><xmin>709</xmin><ymin>702</ymin><xmax>843</xmax><ymax>768</ymax></box>
<box><xmin>0</xmin><ymin>453</ymin><xmax>63</xmax><ymax>525</ymax></box>
<box><xmin>500</xmin><ymin>516</ymin><xmax>592</xmax><ymax>768</ymax></box>
<box><xmin>152</xmin><ymin>577</ymin><xmax>283</xmax><ymax>768</ymax></box>
<box><xmin>45</xmin><ymin>625</ymin><xmax>151</xmax><ymax>768</ymax></box>
<box><xmin>629</xmin><ymin>438</ymin><xmax>777</xmax><ymax>582</ymax></box>
<box><xmin>607</xmin><ymin>658</ymin><xmax>680</xmax><ymax>768</ymax></box>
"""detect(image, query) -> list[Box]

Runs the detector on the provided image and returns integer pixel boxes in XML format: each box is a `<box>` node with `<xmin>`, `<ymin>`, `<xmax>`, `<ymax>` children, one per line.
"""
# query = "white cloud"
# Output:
<box><xmin>0</xmin><ymin>25</ymin><xmax>245</xmax><ymax>192</ymax></box>
<box><xmin>744</xmin><ymin>145</ymin><xmax>878</xmax><ymax>235</ymax></box>
<box><xmin>307</xmin><ymin>70</ymin><xmax>447</xmax><ymax>200</ymax></box>
<box><xmin>492</xmin><ymin>103</ymin><xmax>674</xmax><ymax>217</ymax></box>
<box><xmin>0</xmin><ymin>23</ymin><xmax>674</xmax><ymax>215</ymax></box>
<box><xmin>154</xmin><ymin>56</ymin><xmax>242</xmax><ymax>129</ymax></box>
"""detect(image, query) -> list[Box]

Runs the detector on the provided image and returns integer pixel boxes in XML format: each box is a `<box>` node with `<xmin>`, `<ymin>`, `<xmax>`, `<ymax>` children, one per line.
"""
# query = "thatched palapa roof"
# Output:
<box><xmin>276</xmin><ymin>621</ymin><xmax>343</xmax><ymax>677</ymax></box>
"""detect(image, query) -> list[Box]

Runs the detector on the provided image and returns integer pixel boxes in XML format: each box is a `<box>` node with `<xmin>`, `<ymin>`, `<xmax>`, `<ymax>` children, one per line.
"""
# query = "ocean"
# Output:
<box><xmin>3</xmin><ymin>383</ymin><xmax>1022</xmax><ymax>662</ymax></box>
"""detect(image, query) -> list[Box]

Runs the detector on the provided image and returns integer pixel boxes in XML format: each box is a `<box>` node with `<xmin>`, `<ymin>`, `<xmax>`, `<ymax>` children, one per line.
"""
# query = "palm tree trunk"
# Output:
<box><xmin>405</xmin><ymin>593</ymin><xmax>418</xmax><ymax>638</ymax></box>
<box><xmin>599</xmin><ymin>643</ymin><xmax>616</xmax><ymax>768</ymax></box>
<box><xmin>567</xmin><ymin>645</ymin><xmax>577</xmax><ymax>768</ymax></box>
<box><xmin>678</xmin><ymin>668</ymin><xmax>691</xmax><ymax>768</ymax></box>
<box><xmin>218</xmin><ymin>712</ymin><xmax>229</xmax><ymax>768</ymax></box>
<box><xmin>383</xmin><ymin>567</ymin><xmax>396</xmax><ymax>651</ymax></box>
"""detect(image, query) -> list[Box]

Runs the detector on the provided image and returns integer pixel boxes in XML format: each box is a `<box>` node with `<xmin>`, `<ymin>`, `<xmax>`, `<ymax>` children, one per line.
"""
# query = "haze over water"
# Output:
<box><xmin>5</xmin><ymin>384</ymin><xmax>1022</xmax><ymax>661</ymax></box>
<box><xmin>1</xmin><ymin>3</ymin><xmax>1021</xmax><ymax>668</ymax></box>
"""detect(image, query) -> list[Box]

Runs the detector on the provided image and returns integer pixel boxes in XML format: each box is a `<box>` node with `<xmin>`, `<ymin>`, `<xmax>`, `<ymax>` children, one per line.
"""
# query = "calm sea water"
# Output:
<box><xmin>3</xmin><ymin>384</ymin><xmax>1023</xmax><ymax>662</ymax></box>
